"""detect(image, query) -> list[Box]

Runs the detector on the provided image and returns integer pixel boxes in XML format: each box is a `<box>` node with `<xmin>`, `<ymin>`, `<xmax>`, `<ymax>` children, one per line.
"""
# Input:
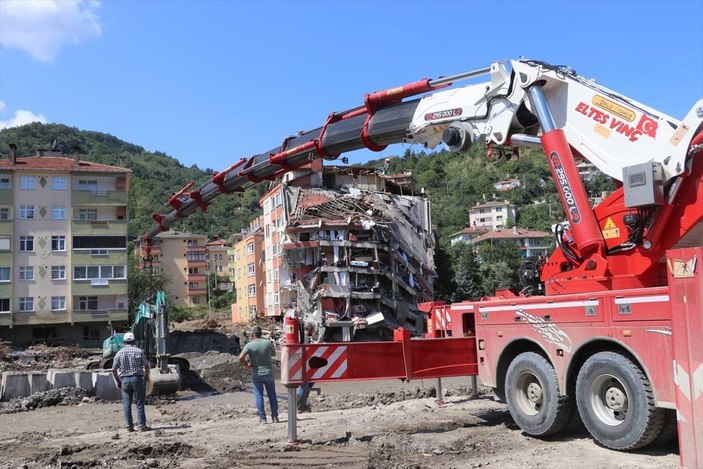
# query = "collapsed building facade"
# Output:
<box><xmin>268</xmin><ymin>162</ymin><xmax>434</xmax><ymax>342</ymax></box>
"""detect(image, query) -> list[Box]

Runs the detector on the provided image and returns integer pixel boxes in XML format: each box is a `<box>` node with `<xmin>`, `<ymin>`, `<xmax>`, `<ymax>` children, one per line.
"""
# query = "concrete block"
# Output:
<box><xmin>92</xmin><ymin>372</ymin><xmax>121</xmax><ymax>401</ymax></box>
<box><xmin>1</xmin><ymin>372</ymin><xmax>30</xmax><ymax>401</ymax></box>
<box><xmin>48</xmin><ymin>369</ymin><xmax>78</xmax><ymax>389</ymax></box>
<box><xmin>28</xmin><ymin>372</ymin><xmax>49</xmax><ymax>394</ymax></box>
<box><xmin>74</xmin><ymin>371</ymin><xmax>94</xmax><ymax>394</ymax></box>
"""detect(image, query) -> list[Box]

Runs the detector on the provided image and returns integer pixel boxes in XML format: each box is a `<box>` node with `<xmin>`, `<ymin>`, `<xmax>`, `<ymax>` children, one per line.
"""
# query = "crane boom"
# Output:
<box><xmin>143</xmin><ymin>59</ymin><xmax>703</xmax><ymax>296</ymax></box>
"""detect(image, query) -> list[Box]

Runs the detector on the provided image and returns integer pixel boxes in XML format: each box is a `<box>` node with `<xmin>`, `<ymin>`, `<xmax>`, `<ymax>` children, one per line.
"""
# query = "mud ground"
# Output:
<box><xmin>0</xmin><ymin>376</ymin><xmax>679</xmax><ymax>469</ymax></box>
<box><xmin>0</xmin><ymin>320</ymin><xmax>680</xmax><ymax>468</ymax></box>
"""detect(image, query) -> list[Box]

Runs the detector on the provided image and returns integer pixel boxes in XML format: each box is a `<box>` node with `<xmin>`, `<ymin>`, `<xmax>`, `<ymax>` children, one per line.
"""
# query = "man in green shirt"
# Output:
<box><xmin>239</xmin><ymin>326</ymin><xmax>279</xmax><ymax>424</ymax></box>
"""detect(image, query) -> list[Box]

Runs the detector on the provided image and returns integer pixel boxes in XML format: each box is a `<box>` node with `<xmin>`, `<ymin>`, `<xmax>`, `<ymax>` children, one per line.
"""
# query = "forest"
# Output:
<box><xmin>0</xmin><ymin>123</ymin><xmax>615</xmax><ymax>301</ymax></box>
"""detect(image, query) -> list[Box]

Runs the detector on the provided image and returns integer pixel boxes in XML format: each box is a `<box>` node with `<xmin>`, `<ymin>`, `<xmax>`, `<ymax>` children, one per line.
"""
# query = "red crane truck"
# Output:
<box><xmin>142</xmin><ymin>59</ymin><xmax>703</xmax><ymax>466</ymax></box>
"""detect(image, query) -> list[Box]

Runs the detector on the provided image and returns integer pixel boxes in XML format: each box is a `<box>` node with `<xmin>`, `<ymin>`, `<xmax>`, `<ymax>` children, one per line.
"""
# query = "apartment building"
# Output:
<box><xmin>0</xmin><ymin>145</ymin><xmax>131</xmax><ymax>346</ymax></box>
<box><xmin>206</xmin><ymin>239</ymin><xmax>232</xmax><ymax>292</ymax></box>
<box><xmin>468</xmin><ymin>200</ymin><xmax>517</xmax><ymax>230</ymax></box>
<box><xmin>148</xmin><ymin>231</ymin><xmax>208</xmax><ymax>308</ymax></box>
<box><xmin>260</xmin><ymin>162</ymin><xmax>435</xmax><ymax>341</ymax></box>
<box><xmin>468</xmin><ymin>226</ymin><xmax>552</xmax><ymax>258</ymax></box>
<box><xmin>229</xmin><ymin>219</ymin><xmax>265</xmax><ymax>323</ymax></box>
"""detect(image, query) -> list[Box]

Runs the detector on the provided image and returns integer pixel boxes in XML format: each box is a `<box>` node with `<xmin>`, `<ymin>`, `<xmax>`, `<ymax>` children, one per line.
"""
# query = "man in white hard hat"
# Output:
<box><xmin>111</xmin><ymin>332</ymin><xmax>151</xmax><ymax>432</ymax></box>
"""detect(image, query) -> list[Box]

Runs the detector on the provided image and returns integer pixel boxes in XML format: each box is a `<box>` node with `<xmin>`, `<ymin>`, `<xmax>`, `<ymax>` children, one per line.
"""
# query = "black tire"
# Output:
<box><xmin>575</xmin><ymin>352</ymin><xmax>664</xmax><ymax>450</ymax></box>
<box><xmin>652</xmin><ymin>409</ymin><xmax>678</xmax><ymax>447</ymax></box>
<box><xmin>505</xmin><ymin>352</ymin><xmax>572</xmax><ymax>436</ymax></box>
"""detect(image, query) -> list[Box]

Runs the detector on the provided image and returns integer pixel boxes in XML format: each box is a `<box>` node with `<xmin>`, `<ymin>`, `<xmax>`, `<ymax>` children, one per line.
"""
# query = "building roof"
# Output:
<box><xmin>155</xmin><ymin>231</ymin><xmax>207</xmax><ymax>240</ymax></box>
<box><xmin>206</xmin><ymin>239</ymin><xmax>230</xmax><ymax>247</ymax></box>
<box><xmin>469</xmin><ymin>228</ymin><xmax>551</xmax><ymax>244</ymax></box>
<box><xmin>449</xmin><ymin>227</ymin><xmax>489</xmax><ymax>238</ymax></box>
<box><xmin>0</xmin><ymin>156</ymin><xmax>130</xmax><ymax>173</ymax></box>
<box><xmin>469</xmin><ymin>200</ymin><xmax>514</xmax><ymax>210</ymax></box>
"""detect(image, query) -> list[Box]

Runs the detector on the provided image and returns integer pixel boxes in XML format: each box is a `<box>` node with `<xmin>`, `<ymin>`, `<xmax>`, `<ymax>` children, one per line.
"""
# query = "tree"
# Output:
<box><xmin>476</xmin><ymin>242</ymin><xmax>523</xmax><ymax>295</ymax></box>
<box><xmin>432</xmin><ymin>235</ymin><xmax>456</xmax><ymax>302</ymax></box>
<box><xmin>128</xmin><ymin>251</ymin><xmax>171</xmax><ymax>320</ymax></box>
<box><xmin>452</xmin><ymin>244</ymin><xmax>482</xmax><ymax>302</ymax></box>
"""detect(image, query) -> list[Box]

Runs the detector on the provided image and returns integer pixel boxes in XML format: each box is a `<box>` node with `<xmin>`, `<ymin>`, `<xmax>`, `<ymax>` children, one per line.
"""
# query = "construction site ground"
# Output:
<box><xmin>0</xmin><ymin>320</ymin><xmax>679</xmax><ymax>469</ymax></box>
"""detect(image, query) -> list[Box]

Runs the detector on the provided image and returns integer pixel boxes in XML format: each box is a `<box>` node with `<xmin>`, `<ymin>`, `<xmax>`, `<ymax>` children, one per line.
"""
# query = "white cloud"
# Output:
<box><xmin>0</xmin><ymin>0</ymin><xmax>102</xmax><ymax>62</ymax></box>
<box><xmin>0</xmin><ymin>101</ymin><xmax>47</xmax><ymax>129</ymax></box>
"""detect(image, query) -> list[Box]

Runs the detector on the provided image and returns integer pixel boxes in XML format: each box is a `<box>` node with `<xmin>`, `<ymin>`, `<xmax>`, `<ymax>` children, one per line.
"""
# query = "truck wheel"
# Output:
<box><xmin>575</xmin><ymin>352</ymin><xmax>664</xmax><ymax>450</ymax></box>
<box><xmin>505</xmin><ymin>352</ymin><xmax>572</xmax><ymax>436</ymax></box>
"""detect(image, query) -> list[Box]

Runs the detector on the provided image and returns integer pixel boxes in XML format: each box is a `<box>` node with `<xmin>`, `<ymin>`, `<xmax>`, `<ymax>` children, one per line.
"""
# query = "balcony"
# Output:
<box><xmin>0</xmin><ymin>220</ymin><xmax>12</xmax><ymax>236</ymax></box>
<box><xmin>0</xmin><ymin>189</ymin><xmax>11</xmax><ymax>205</ymax></box>
<box><xmin>72</xmin><ymin>190</ymin><xmax>127</xmax><ymax>206</ymax></box>
<box><xmin>186</xmin><ymin>287</ymin><xmax>207</xmax><ymax>296</ymax></box>
<box><xmin>72</xmin><ymin>308</ymin><xmax>128</xmax><ymax>323</ymax></box>
<box><xmin>72</xmin><ymin>250</ymin><xmax>127</xmax><ymax>265</ymax></box>
<box><xmin>188</xmin><ymin>273</ymin><xmax>207</xmax><ymax>281</ymax></box>
<box><xmin>72</xmin><ymin>279</ymin><xmax>127</xmax><ymax>296</ymax></box>
<box><xmin>0</xmin><ymin>312</ymin><xmax>11</xmax><ymax>327</ymax></box>
<box><xmin>187</xmin><ymin>259</ymin><xmax>207</xmax><ymax>268</ymax></box>
<box><xmin>71</xmin><ymin>220</ymin><xmax>127</xmax><ymax>236</ymax></box>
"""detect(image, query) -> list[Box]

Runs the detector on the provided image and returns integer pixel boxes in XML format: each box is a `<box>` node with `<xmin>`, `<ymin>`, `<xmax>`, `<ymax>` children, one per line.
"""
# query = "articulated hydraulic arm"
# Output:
<box><xmin>144</xmin><ymin>59</ymin><xmax>703</xmax><ymax>296</ymax></box>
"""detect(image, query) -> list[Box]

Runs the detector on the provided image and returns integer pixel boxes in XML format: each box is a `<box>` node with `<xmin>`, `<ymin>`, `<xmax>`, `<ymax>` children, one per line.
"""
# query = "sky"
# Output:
<box><xmin>0</xmin><ymin>0</ymin><xmax>702</xmax><ymax>172</ymax></box>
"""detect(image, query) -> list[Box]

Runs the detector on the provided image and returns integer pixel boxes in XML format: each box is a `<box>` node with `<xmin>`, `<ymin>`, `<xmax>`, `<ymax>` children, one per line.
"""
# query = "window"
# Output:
<box><xmin>274</xmin><ymin>293</ymin><xmax>279</xmax><ymax>305</ymax></box>
<box><xmin>273</xmin><ymin>269</ymin><xmax>279</xmax><ymax>281</ymax></box>
<box><xmin>0</xmin><ymin>298</ymin><xmax>9</xmax><ymax>313</ymax></box>
<box><xmin>74</xmin><ymin>265</ymin><xmax>100</xmax><ymax>279</ymax></box>
<box><xmin>247</xmin><ymin>263</ymin><xmax>255</xmax><ymax>276</ymax></box>
<box><xmin>51</xmin><ymin>176</ymin><xmax>67</xmax><ymax>190</ymax></box>
<box><xmin>51</xmin><ymin>266</ymin><xmax>66</xmax><ymax>280</ymax></box>
<box><xmin>78</xmin><ymin>209</ymin><xmax>98</xmax><ymax>220</ymax></box>
<box><xmin>19</xmin><ymin>205</ymin><xmax>35</xmax><ymax>219</ymax></box>
<box><xmin>51</xmin><ymin>235</ymin><xmax>66</xmax><ymax>251</ymax></box>
<box><xmin>0</xmin><ymin>208</ymin><xmax>9</xmax><ymax>220</ymax></box>
<box><xmin>19</xmin><ymin>236</ymin><xmax>34</xmax><ymax>252</ymax></box>
<box><xmin>0</xmin><ymin>177</ymin><xmax>10</xmax><ymax>189</ymax></box>
<box><xmin>249</xmin><ymin>306</ymin><xmax>257</xmax><ymax>317</ymax></box>
<box><xmin>52</xmin><ymin>206</ymin><xmax>66</xmax><ymax>219</ymax></box>
<box><xmin>77</xmin><ymin>296</ymin><xmax>98</xmax><ymax>310</ymax></box>
<box><xmin>19</xmin><ymin>175</ymin><xmax>35</xmax><ymax>190</ymax></box>
<box><xmin>248</xmin><ymin>285</ymin><xmax>256</xmax><ymax>297</ymax></box>
<box><xmin>0</xmin><ymin>236</ymin><xmax>9</xmax><ymax>251</ymax></box>
<box><xmin>19</xmin><ymin>297</ymin><xmax>34</xmax><ymax>312</ymax></box>
<box><xmin>246</xmin><ymin>242</ymin><xmax>254</xmax><ymax>255</ymax></box>
<box><xmin>72</xmin><ymin>236</ymin><xmax>126</xmax><ymax>249</ymax></box>
<box><xmin>73</xmin><ymin>265</ymin><xmax>126</xmax><ymax>280</ymax></box>
<box><xmin>0</xmin><ymin>267</ymin><xmax>9</xmax><ymax>281</ymax></box>
<box><xmin>51</xmin><ymin>296</ymin><xmax>66</xmax><ymax>311</ymax></box>
<box><xmin>19</xmin><ymin>266</ymin><xmax>34</xmax><ymax>281</ymax></box>
<box><xmin>78</xmin><ymin>180</ymin><xmax>97</xmax><ymax>192</ymax></box>
<box><xmin>192</xmin><ymin>296</ymin><xmax>200</xmax><ymax>304</ymax></box>
<box><xmin>266</xmin><ymin>269</ymin><xmax>271</xmax><ymax>283</ymax></box>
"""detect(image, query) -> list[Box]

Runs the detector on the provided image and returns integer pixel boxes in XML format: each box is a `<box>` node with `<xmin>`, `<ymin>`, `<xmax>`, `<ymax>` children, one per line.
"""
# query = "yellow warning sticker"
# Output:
<box><xmin>602</xmin><ymin>217</ymin><xmax>619</xmax><ymax>239</ymax></box>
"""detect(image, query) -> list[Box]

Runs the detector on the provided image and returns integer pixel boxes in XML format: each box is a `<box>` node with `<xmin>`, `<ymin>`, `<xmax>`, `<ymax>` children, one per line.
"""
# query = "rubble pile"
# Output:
<box><xmin>0</xmin><ymin>343</ymin><xmax>93</xmax><ymax>373</ymax></box>
<box><xmin>0</xmin><ymin>387</ymin><xmax>88</xmax><ymax>414</ymax></box>
<box><xmin>283</xmin><ymin>178</ymin><xmax>435</xmax><ymax>341</ymax></box>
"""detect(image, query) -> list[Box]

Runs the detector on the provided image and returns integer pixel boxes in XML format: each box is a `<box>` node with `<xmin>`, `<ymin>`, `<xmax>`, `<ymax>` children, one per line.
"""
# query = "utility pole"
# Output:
<box><xmin>207</xmin><ymin>261</ymin><xmax>212</xmax><ymax>320</ymax></box>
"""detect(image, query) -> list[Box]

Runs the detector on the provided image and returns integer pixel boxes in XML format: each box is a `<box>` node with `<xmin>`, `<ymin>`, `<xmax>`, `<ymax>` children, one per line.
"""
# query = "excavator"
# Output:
<box><xmin>92</xmin><ymin>291</ymin><xmax>185</xmax><ymax>395</ymax></box>
<box><xmin>140</xmin><ymin>59</ymin><xmax>703</xmax><ymax>465</ymax></box>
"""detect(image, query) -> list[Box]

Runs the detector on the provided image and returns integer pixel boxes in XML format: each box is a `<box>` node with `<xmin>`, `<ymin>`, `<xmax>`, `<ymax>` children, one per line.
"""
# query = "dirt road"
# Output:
<box><xmin>0</xmin><ymin>377</ymin><xmax>678</xmax><ymax>468</ymax></box>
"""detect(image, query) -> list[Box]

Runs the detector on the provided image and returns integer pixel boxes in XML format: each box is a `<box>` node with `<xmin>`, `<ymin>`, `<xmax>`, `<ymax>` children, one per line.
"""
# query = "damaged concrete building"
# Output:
<box><xmin>260</xmin><ymin>161</ymin><xmax>435</xmax><ymax>342</ymax></box>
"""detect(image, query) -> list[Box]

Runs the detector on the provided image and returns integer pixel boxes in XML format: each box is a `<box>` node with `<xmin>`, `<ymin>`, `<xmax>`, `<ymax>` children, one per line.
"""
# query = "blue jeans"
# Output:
<box><xmin>121</xmin><ymin>375</ymin><xmax>147</xmax><ymax>429</ymax></box>
<box><xmin>252</xmin><ymin>373</ymin><xmax>278</xmax><ymax>421</ymax></box>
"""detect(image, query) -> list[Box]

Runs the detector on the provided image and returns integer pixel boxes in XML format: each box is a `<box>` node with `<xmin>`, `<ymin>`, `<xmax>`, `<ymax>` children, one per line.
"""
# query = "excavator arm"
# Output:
<box><xmin>143</xmin><ymin>59</ymin><xmax>703</xmax><ymax>295</ymax></box>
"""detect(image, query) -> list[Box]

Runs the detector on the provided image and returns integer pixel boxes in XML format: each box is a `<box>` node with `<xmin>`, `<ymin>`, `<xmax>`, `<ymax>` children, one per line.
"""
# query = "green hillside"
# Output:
<box><xmin>1</xmin><ymin>123</ymin><xmax>615</xmax><ymax>299</ymax></box>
